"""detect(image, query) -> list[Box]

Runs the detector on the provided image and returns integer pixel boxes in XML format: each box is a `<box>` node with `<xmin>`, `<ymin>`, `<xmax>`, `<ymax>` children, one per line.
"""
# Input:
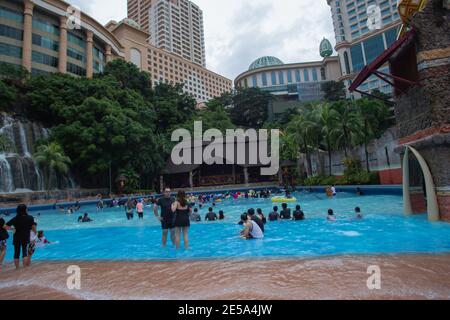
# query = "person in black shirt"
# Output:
<box><xmin>0</xmin><ymin>218</ymin><xmax>9</xmax><ymax>268</ymax></box>
<box><xmin>218</xmin><ymin>210</ymin><xmax>225</xmax><ymax>220</ymax></box>
<box><xmin>280</xmin><ymin>203</ymin><xmax>291</xmax><ymax>220</ymax></box>
<box><xmin>268</xmin><ymin>206</ymin><xmax>280</xmax><ymax>222</ymax></box>
<box><xmin>5</xmin><ymin>204</ymin><xmax>35</xmax><ymax>269</ymax></box>
<box><xmin>205</xmin><ymin>207</ymin><xmax>218</xmax><ymax>221</ymax></box>
<box><xmin>153</xmin><ymin>188</ymin><xmax>176</xmax><ymax>248</ymax></box>
<box><xmin>256</xmin><ymin>208</ymin><xmax>267</xmax><ymax>224</ymax></box>
<box><xmin>293</xmin><ymin>205</ymin><xmax>305</xmax><ymax>221</ymax></box>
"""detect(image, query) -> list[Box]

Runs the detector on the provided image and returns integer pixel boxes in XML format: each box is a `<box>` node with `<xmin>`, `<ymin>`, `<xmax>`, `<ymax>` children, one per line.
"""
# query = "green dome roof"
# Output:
<box><xmin>249</xmin><ymin>56</ymin><xmax>284</xmax><ymax>70</ymax></box>
<box><xmin>320</xmin><ymin>38</ymin><xmax>333</xmax><ymax>58</ymax></box>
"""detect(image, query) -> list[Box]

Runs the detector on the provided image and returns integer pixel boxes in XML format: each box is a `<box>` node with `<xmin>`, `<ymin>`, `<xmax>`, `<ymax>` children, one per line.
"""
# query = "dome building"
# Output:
<box><xmin>234</xmin><ymin>42</ymin><xmax>342</xmax><ymax>121</ymax></box>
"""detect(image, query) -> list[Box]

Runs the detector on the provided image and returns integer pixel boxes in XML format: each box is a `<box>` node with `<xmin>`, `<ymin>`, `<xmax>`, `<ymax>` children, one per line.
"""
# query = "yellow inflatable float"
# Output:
<box><xmin>271</xmin><ymin>196</ymin><xmax>297</xmax><ymax>203</ymax></box>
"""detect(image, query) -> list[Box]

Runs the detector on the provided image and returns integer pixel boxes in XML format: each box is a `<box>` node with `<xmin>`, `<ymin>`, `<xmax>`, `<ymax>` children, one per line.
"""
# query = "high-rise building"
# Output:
<box><xmin>127</xmin><ymin>0</ymin><xmax>206</xmax><ymax>67</ymax></box>
<box><xmin>326</xmin><ymin>0</ymin><xmax>402</xmax><ymax>96</ymax></box>
<box><xmin>0</xmin><ymin>0</ymin><xmax>231</xmax><ymax>104</ymax></box>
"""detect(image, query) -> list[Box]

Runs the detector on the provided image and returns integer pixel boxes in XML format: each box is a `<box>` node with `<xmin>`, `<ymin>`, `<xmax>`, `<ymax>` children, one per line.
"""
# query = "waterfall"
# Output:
<box><xmin>0</xmin><ymin>113</ymin><xmax>77</xmax><ymax>194</ymax></box>
<box><xmin>0</xmin><ymin>154</ymin><xmax>14</xmax><ymax>193</ymax></box>
<box><xmin>18</xmin><ymin>122</ymin><xmax>31</xmax><ymax>157</ymax></box>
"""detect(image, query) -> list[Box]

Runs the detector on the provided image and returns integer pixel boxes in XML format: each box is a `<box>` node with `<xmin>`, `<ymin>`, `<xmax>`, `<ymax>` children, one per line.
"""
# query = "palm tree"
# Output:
<box><xmin>287</xmin><ymin>114</ymin><xmax>314</xmax><ymax>177</ymax></box>
<box><xmin>319</xmin><ymin>103</ymin><xmax>339</xmax><ymax>176</ymax></box>
<box><xmin>332</xmin><ymin>101</ymin><xmax>362</xmax><ymax>158</ymax></box>
<box><xmin>34</xmin><ymin>142</ymin><xmax>71</xmax><ymax>191</ymax></box>
<box><xmin>355</xmin><ymin>98</ymin><xmax>390</xmax><ymax>172</ymax></box>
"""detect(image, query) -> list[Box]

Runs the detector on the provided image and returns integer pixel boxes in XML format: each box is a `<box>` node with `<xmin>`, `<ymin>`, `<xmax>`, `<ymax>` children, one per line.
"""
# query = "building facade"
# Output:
<box><xmin>0</xmin><ymin>0</ymin><xmax>124</xmax><ymax>77</ymax></box>
<box><xmin>235</xmin><ymin>56</ymin><xmax>341</xmax><ymax>98</ymax></box>
<box><xmin>127</xmin><ymin>0</ymin><xmax>206</xmax><ymax>67</ymax></box>
<box><xmin>107</xmin><ymin>19</ymin><xmax>231</xmax><ymax>103</ymax></box>
<box><xmin>326</xmin><ymin>0</ymin><xmax>402</xmax><ymax>95</ymax></box>
<box><xmin>0</xmin><ymin>0</ymin><xmax>231</xmax><ymax>104</ymax></box>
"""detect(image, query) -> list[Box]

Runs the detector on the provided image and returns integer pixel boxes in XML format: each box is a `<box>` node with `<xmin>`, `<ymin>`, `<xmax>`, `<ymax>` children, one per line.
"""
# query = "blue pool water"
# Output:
<box><xmin>3</xmin><ymin>192</ymin><xmax>450</xmax><ymax>261</ymax></box>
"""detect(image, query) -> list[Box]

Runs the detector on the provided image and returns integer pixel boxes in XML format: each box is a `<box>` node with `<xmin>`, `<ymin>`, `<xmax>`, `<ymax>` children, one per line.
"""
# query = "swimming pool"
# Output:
<box><xmin>3</xmin><ymin>192</ymin><xmax>450</xmax><ymax>261</ymax></box>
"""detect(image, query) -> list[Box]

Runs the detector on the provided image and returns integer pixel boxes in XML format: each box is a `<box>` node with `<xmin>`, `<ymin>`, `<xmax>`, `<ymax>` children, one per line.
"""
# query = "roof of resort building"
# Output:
<box><xmin>249</xmin><ymin>56</ymin><xmax>284</xmax><ymax>71</ymax></box>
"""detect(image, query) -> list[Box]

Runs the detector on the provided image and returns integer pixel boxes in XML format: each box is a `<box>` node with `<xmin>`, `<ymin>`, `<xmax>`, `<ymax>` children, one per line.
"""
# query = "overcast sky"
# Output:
<box><xmin>70</xmin><ymin>0</ymin><xmax>336</xmax><ymax>80</ymax></box>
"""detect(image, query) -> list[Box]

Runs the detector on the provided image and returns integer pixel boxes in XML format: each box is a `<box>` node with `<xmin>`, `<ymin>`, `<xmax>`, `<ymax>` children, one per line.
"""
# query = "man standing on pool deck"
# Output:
<box><xmin>154</xmin><ymin>188</ymin><xmax>176</xmax><ymax>247</ymax></box>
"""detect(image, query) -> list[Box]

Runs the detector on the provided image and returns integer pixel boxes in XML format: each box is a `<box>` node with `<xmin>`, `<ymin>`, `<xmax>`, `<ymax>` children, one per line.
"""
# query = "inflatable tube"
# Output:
<box><xmin>271</xmin><ymin>196</ymin><xmax>297</xmax><ymax>203</ymax></box>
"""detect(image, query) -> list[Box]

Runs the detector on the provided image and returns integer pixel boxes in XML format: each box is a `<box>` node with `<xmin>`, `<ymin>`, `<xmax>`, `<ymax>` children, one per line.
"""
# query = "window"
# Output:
<box><xmin>0</xmin><ymin>42</ymin><xmax>22</xmax><ymax>58</ymax></box>
<box><xmin>312</xmin><ymin>68</ymin><xmax>318</xmax><ymax>81</ymax></box>
<box><xmin>385</xmin><ymin>27</ymin><xmax>399</xmax><ymax>47</ymax></box>
<box><xmin>68</xmin><ymin>32</ymin><xmax>86</xmax><ymax>48</ymax></box>
<box><xmin>32</xmin><ymin>18</ymin><xmax>59</xmax><ymax>36</ymax></box>
<box><xmin>278</xmin><ymin>71</ymin><xmax>284</xmax><ymax>85</ymax></box>
<box><xmin>67</xmin><ymin>62</ymin><xmax>86</xmax><ymax>76</ymax></box>
<box><xmin>363</xmin><ymin>34</ymin><xmax>384</xmax><ymax>64</ymax></box>
<box><xmin>303</xmin><ymin>69</ymin><xmax>310</xmax><ymax>82</ymax></box>
<box><xmin>350</xmin><ymin>43</ymin><xmax>364</xmax><ymax>72</ymax></box>
<box><xmin>344</xmin><ymin>51</ymin><xmax>351</xmax><ymax>74</ymax></box>
<box><xmin>261</xmin><ymin>72</ymin><xmax>267</xmax><ymax>86</ymax></box>
<box><xmin>32</xmin><ymin>34</ymin><xmax>59</xmax><ymax>51</ymax></box>
<box><xmin>67</xmin><ymin>47</ymin><xmax>85</xmax><ymax>62</ymax></box>
<box><xmin>32</xmin><ymin>51</ymin><xmax>58</xmax><ymax>68</ymax></box>
<box><xmin>130</xmin><ymin>48</ymin><xmax>142</xmax><ymax>69</ymax></box>
<box><xmin>287</xmin><ymin>70</ymin><xmax>293</xmax><ymax>83</ymax></box>
<box><xmin>320</xmin><ymin>67</ymin><xmax>326</xmax><ymax>81</ymax></box>
<box><xmin>0</xmin><ymin>24</ymin><xmax>23</xmax><ymax>40</ymax></box>
<box><xmin>295</xmin><ymin>70</ymin><xmax>301</xmax><ymax>82</ymax></box>
<box><xmin>0</xmin><ymin>6</ymin><xmax>23</xmax><ymax>23</ymax></box>
<box><xmin>252</xmin><ymin>75</ymin><xmax>257</xmax><ymax>87</ymax></box>
<box><xmin>271</xmin><ymin>72</ymin><xmax>277</xmax><ymax>85</ymax></box>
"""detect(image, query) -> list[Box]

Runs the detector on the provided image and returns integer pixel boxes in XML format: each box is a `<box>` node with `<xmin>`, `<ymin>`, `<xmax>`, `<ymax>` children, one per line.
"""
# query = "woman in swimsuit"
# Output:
<box><xmin>171</xmin><ymin>190</ymin><xmax>192</xmax><ymax>250</ymax></box>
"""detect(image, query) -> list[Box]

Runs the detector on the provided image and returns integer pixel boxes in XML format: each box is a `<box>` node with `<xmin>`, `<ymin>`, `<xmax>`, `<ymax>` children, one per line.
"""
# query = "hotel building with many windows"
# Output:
<box><xmin>326</xmin><ymin>0</ymin><xmax>402</xmax><ymax>95</ymax></box>
<box><xmin>127</xmin><ymin>0</ymin><xmax>206</xmax><ymax>67</ymax></box>
<box><xmin>0</xmin><ymin>0</ymin><xmax>231</xmax><ymax>103</ymax></box>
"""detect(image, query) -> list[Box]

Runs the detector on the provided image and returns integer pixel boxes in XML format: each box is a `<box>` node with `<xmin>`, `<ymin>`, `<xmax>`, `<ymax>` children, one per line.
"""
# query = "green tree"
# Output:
<box><xmin>318</xmin><ymin>103</ymin><xmax>339</xmax><ymax>175</ymax></box>
<box><xmin>321</xmin><ymin>81</ymin><xmax>347</xmax><ymax>102</ymax></box>
<box><xmin>354</xmin><ymin>98</ymin><xmax>391</xmax><ymax>172</ymax></box>
<box><xmin>332</xmin><ymin>101</ymin><xmax>362</xmax><ymax>157</ymax></box>
<box><xmin>228</xmin><ymin>87</ymin><xmax>273</xmax><ymax>129</ymax></box>
<box><xmin>102</xmin><ymin>59</ymin><xmax>152</xmax><ymax>98</ymax></box>
<box><xmin>34</xmin><ymin>142</ymin><xmax>71</xmax><ymax>191</ymax></box>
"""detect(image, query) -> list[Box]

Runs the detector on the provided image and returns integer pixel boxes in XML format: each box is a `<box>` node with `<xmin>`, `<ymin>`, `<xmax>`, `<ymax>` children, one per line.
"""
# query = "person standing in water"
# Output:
<box><xmin>171</xmin><ymin>190</ymin><xmax>192</xmax><ymax>250</ymax></box>
<box><xmin>136</xmin><ymin>200</ymin><xmax>144</xmax><ymax>219</ymax></box>
<box><xmin>154</xmin><ymin>188</ymin><xmax>176</xmax><ymax>248</ymax></box>
<box><xmin>4</xmin><ymin>204</ymin><xmax>35</xmax><ymax>269</ymax></box>
<box><xmin>125</xmin><ymin>199</ymin><xmax>134</xmax><ymax>220</ymax></box>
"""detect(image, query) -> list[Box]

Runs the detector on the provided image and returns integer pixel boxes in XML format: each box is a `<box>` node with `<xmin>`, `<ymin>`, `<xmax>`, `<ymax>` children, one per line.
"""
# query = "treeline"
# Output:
<box><xmin>0</xmin><ymin>60</ymin><xmax>393</xmax><ymax>191</ymax></box>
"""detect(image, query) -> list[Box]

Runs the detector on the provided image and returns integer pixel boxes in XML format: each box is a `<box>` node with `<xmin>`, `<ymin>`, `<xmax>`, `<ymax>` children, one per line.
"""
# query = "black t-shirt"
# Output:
<box><xmin>6</xmin><ymin>215</ymin><xmax>34</xmax><ymax>244</ymax></box>
<box><xmin>0</xmin><ymin>227</ymin><xmax>9</xmax><ymax>241</ymax></box>
<box><xmin>280</xmin><ymin>209</ymin><xmax>291</xmax><ymax>219</ymax></box>
<box><xmin>268</xmin><ymin>212</ymin><xmax>279</xmax><ymax>221</ymax></box>
<box><xmin>157</xmin><ymin>197</ymin><xmax>174</xmax><ymax>220</ymax></box>
<box><xmin>205</xmin><ymin>212</ymin><xmax>217</xmax><ymax>221</ymax></box>
<box><xmin>293</xmin><ymin>210</ymin><xmax>305</xmax><ymax>221</ymax></box>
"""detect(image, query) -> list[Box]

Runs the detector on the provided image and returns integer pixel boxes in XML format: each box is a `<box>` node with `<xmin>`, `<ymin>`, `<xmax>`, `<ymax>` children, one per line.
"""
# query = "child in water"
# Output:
<box><xmin>35</xmin><ymin>231</ymin><xmax>52</xmax><ymax>248</ymax></box>
<box><xmin>327</xmin><ymin>209</ymin><xmax>336</xmax><ymax>221</ymax></box>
